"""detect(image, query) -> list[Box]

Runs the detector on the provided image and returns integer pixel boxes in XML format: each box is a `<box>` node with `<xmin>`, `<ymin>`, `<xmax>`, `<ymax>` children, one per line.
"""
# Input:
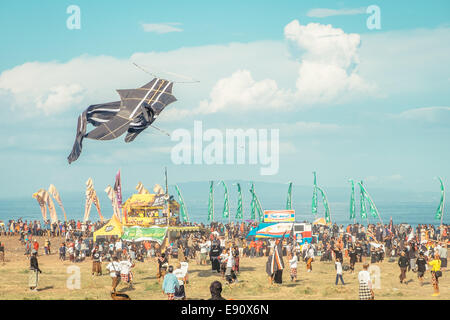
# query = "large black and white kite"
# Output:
<box><xmin>68</xmin><ymin>78</ymin><xmax>176</xmax><ymax>164</ymax></box>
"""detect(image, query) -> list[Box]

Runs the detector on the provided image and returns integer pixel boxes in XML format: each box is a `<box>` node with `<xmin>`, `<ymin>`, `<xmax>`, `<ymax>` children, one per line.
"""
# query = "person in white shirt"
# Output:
<box><xmin>115</xmin><ymin>240</ymin><xmax>122</xmax><ymax>258</ymax></box>
<box><xmin>106</xmin><ymin>256</ymin><xmax>122</xmax><ymax>293</ymax></box>
<box><xmin>289</xmin><ymin>253</ymin><xmax>298</xmax><ymax>282</ymax></box>
<box><xmin>199</xmin><ymin>240</ymin><xmax>208</xmax><ymax>265</ymax></box>
<box><xmin>119</xmin><ymin>256</ymin><xmax>134</xmax><ymax>288</ymax></box>
<box><xmin>335</xmin><ymin>258</ymin><xmax>345</xmax><ymax>285</ymax></box>
<box><xmin>180</xmin><ymin>258</ymin><xmax>189</xmax><ymax>285</ymax></box>
<box><xmin>173</xmin><ymin>262</ymin><xmax>187</xmax><ymax>300</ymax></box>
<box><xmin>219</xmin><ymin>249</ymin><xmax>228</xmax><ymax>279</ymax></box>
<box><xmin>225</xmin><ymin>248</ymin><xmax>237</xmax><ymax>284</ymax></box>
<box><xmin>358</xmin><ymin>263</ymin><xmax>373</xmax><ymax>300</ymax></box>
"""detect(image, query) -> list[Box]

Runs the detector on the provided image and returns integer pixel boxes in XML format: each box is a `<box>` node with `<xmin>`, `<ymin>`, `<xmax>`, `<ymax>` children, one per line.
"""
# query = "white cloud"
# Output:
<box><xmin>198</xmin><ymin>20</ymin><xmax>376</xmax><ymax>113</ymax></box>
<box><xmin>141</xmin><ymin>23</ymin><xmax>183</xmax><ymax>34</ymax></box>
<box><xmin>195</xmin><ymin>70</ymin><xmax>291</xmax><ymax>114</ymax></box>
<box><xmin>393</xmin><ymin>107</ymin><xmax>450</xmax><ymax>123</ymax></box>
<box><xmin>306</xmin><ymin>7</ymin><xmax>366</xmax><ymax>18</ymax></box>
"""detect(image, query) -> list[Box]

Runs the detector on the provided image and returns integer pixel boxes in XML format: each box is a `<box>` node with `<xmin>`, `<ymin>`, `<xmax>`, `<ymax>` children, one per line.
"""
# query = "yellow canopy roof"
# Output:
<box><xmin>93</xmin><ymin>215</ymin><xmax>123</xmax><ymax>242</ymax></box>
<box><xmin>313</xmin><ymin>217</ymin><xmax>331</xmax><ymax>226</ymax></box>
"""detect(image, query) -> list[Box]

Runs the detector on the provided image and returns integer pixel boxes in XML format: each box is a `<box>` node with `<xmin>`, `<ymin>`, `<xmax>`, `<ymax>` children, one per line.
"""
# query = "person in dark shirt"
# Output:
<box><xmin>355</xmin><ymin>243</ymin><xmax>363</xmax><ymax>262</ymax></box>
<box><xmin>398</xmin><ymin>250</ymin><xmax>410</xmax><ymax>284</ymax></box>
<box><xmin>348</xmin><ymin>247</ymin><xmax>357</xmax><ymax>273</ymax></box>
<box><xmin>416</xmin><ymin>252</ymin><xmax>427</xmax><ymax>286</ymax></box>
<box><xmin>29</xmin><ymin>250</ymin><xmax>42</xmax><ymax>291</ymax></box>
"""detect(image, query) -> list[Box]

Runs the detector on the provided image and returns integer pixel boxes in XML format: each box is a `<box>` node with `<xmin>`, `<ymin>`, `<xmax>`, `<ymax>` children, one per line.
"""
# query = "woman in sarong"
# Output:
<box><xmin>358</xmin><ymin>263</ymin><xmax>374</xmax><ymax>300</ymax></box>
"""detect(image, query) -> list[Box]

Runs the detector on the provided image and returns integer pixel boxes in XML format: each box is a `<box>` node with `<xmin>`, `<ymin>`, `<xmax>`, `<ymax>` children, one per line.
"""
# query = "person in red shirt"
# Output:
<box><xmin>33</xmin><ymin>240</ymin><xmax>39</xmax><ymax>255</ymax></box>
<box><xmin>256</xmin><ymin>240</ymin><xmax>263</xmax><ymax>257</ymax></box>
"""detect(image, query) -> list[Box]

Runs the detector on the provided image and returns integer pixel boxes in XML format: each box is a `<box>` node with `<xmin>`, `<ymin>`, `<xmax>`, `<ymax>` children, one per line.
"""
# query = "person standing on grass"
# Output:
<box><xmin>335</xmin><ymin>257</ymin><xmax>345</xmax><ymax>285</ymax></box>
<box><xmin>0</xmin><ymin>242</ymin><xmax>5</xmax><ymax>263</ymax></box>
<box><xmin>106</xmin><ymin>256</ymin><xmax>121</xmax><ymax>293</ymax></box>
<box><xmin>439</xmin><ymin>243</ymin><xmax>447</xmax><ymax>270</ymax></box>
<box><xmin>349</xmin><ymin>246</ymin><xmax>357</xmax><ymax>274</ymax></box>
<box><xmin>358</xmin><ymin>263</ymin><xmax>374</xmax><ymax>300</ymax></box>
<box><xmin>416</xmin><ymin>251</ymin><xmax>427</xmax><ymax>286</ymax></box>
<box><xmin>119</xmin><ymin>255</ymin><xmax>135</xmax><ymax>289</ymax></box>
<box><xmin>162</xmin><ymin>265</ymin><xmax>179</xmax><ymax>300</ymax></box>
<box><xmin>428</xmin><ymin>253</ymin><xmax>442</xmax><ymax>297</ymax></box>
<box><xmin>29</xmin><ymin>250</ymin><xmax>42</xmax><ymax>291</ymax></box>
<box><xmin>157</xmin><ymin>253</ymin><xmax>169</xmax><ymax>283</ymax></box>
<box><xmin>398</xmin><ymin>250</ymin><xmax>410</xmax><ymax>284</ymax></box>
<box><xmin>288</xmin><ymin>253</ymin><xmax>298</xmax><ymax>282</ymax></box>
<box><xmin>91</xmin><ymin>246</ymin><xmax>102</xmax><ymax>276</ymax></box>
<box><xmin>306</xmin><ymin>244</ymin><xmax>315</xmax><ymax>272</ymax></box>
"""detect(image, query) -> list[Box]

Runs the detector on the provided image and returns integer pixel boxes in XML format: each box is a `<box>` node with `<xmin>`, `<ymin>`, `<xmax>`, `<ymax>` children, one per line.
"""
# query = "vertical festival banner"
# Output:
<box><xmin>249</xmin><ymin>183</ymin><xmax>264</xmax><ymax>222</ymax></box>
<box><xmin>136</xmin><ymin>182</ymin><xmax>150</xmax><ymax>194</ymax></box>
<box><xmin>236</xmin><ymin>183</ymin><xmax>243</xmax><ymax>220</ymax></box>
<box><xmin>317</xmin><ymin>186</ymin><xmax>331</xmax><ymax>223</ymax></box>
<box><xmin>250</xmin><ymin>183</ymin><xmax>256</xmax><ymax>221</ymax></box>
<box><xmin>48</xmin><ymin>184</ymin><xmax>67</xmax><ymax>221</ymax></box>
<box><xmin>358</xmin><ymin>181</ymin><xmax>382</xmax><ymax>224</ymax></box>
<box><xmin>208</xmin><ymin>181</ymin><xmax>214</xmax><ymax>222</ymax></box>
<box><xmin>312</xmin><ymin>172</ymin><xmax>318</xmax><ymax>216</ymax></box>
<box><xmin>286</xmin><ymin>182</ymin><xmax>292</xmax><ymax>210</ymax></box>
<box><xmin>114</xmin><ymin>170</ymin><xmax>122</xmax><ymax>208</ymax></box>
<box><xmin>91</xmin><ymin>189</ymin><xmax>103</xmax><ymax>222</ymax></box>
<box><xmin>105</xmin><ymin>185</ymin><xmax>120</xmax><ymax>220</ymax></box>
<box><xmin>84</xmin><ymin>178</ymin><xmax>94</xmax><ymax>222</ymax></box>
<box><xmin>220</xmin><ymin>181</ymin><xmax>230</xmax><ymax>219</ymax></box>
<box><xmin>175</xmin><ymin>184</ymin><xmax>189</xmax><ymax>222</ymax></box>
<box><xmin>359</xmin><ymin>181</ymin><xmax>367</xmax><ymax>219</ymax></box>
<box><xmin>32</xmin><ymin>189</ymin><xmax>48</xmax><ymax>221</ymax></box>
<box><xmin>435</xmin><ymin>177</ymin><xmax>445</xmax><ymax>221</ymax></box>
<box><xmin>349</xmin><ymin>179</ymin><xmax>356</xmax><ymax>220</ymax></box>
<box><xmin>43</xmin><ymin>190</ymin><xmax>58</xmax><ymax>223</ymax></box>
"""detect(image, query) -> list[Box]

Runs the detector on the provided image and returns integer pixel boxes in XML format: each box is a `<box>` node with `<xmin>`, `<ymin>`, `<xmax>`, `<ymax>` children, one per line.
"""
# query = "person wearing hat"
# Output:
<box><xmin>29</xmin><ymin>250</ymin><xmax>42</xmax><ymax>291</ymax></box>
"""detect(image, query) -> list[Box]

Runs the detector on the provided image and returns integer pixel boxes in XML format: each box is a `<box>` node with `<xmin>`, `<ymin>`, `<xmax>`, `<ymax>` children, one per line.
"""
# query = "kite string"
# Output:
<box><xmin>132</xmin><ymin>62</ymin><xmax>200</xmax><ymax>84</ymax></box>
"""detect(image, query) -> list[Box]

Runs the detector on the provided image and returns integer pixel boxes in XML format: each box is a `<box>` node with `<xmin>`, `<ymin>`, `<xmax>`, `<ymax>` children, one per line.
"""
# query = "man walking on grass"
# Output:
<box><xmin>398</xmin><ymin>250</ymin><xmax>410</xmax><ymax>284</ymax></box>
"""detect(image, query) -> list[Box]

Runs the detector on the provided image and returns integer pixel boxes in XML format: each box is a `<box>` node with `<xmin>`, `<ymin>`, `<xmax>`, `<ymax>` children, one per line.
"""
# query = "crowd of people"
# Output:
<box><xmin>0</xmin><ymin>217</ymin><xmax>448</xmax><ymax>299</ymax></box>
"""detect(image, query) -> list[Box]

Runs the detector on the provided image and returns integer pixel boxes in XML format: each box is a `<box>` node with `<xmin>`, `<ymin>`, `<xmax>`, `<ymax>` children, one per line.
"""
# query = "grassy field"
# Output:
<box><xmin>0</xmin><ymin>236</ymin><xmax>448</xmax><ymax>300</ymax></box>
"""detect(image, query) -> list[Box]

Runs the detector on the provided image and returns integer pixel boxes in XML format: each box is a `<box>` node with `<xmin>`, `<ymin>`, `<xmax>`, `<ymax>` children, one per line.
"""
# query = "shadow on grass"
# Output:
<box><xmin>37</xmin><ymin>286</ymin><xmax>53</xmax><ymax>291</ymax></box>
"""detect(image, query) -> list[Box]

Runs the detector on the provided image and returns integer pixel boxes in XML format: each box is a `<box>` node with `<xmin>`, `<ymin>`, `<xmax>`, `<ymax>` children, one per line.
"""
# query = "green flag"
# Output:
<box><xmin>435</xmin><ymin>177</ymin><xmax>445</xmax><ymax>221</ymax></box>
<box><xmin>312</xmin><ymin>172</ymin><xmax>318</xmax><ymax>215</ymax></box>
<box><xmin>349</xmin><ymin>179</ymin><xmax>356</xmax><ymax>220</ymax></box>
<box><xmin>359</xmin><ymin>181</ymin><xmax>367</xmax><ymax>219</ymax></box>
<box><xmin>236</xmin><ymin>183</ymin><xmax>243</xmax><ymax>220</ymax></box>
<box><xmin>359</xmin><ymin>182</ymin><xmax>380</xmax><ymax>220</ymax></box>
<box><xmin>175</xmin><ymin>185</ymin><xmax>189</xmax><ymax>222</ymax></box>
<box><xmin>286</xmin><ymin>182</ymin><xmax>293</xmax><ymax>210</ymax></box>
<box><xmin>317</xmin><ymin>186</ymin><xmax>331</xmax><ymax>223</ymax></box>
<box><xmin>250</xmin><ymin>183</ymin><xmax>256</xmax><ymax>220</ymax></box>
<box><xmin>249</xmin><ymin>183</ymin><xmax>264</xmax><ymax>222</ymax></box>
<box><xmin>208</xmin><ymin>181</ymin><xmax>214</xmax><ymax>222</ymax></box>
<box><xmin>220</xmin><ymin>181</ymin><xmax>229</xmax><ymax>219</ymax></box>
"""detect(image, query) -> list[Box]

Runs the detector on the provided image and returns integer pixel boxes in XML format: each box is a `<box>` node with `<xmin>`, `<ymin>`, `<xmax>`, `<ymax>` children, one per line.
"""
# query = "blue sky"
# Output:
<box><xmin>0</xmin><ymin>0</ymin><xmax>449</xmax><ymax>200</ymax></box>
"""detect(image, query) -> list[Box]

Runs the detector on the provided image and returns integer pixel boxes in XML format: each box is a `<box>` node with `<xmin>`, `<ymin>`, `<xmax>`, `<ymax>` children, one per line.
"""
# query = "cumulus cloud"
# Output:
<box><xmin>195</xmin><ymin>70</ymin><xmax>291</xmax><ymax>114</ymax></box>
<box><xmin>198</xmin><ymin>20</ymin><xmax>376</xmax><ymax>113</ymax></box>
<box><xmin>141</xmin><ymin>22</ymin><xmax>183</xmax><ymax>34</ymax></box>
<box><xmin>306</xmin><ymin>7</ymin><xmax>366</xmax><ymax>18</ymax></box>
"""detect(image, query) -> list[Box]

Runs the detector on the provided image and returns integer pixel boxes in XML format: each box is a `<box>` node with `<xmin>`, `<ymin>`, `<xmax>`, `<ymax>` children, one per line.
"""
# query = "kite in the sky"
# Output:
<box><xmin>68</xmin><ymin>78</ymin><xmax>177</xmax><ymax>164</ymax></box>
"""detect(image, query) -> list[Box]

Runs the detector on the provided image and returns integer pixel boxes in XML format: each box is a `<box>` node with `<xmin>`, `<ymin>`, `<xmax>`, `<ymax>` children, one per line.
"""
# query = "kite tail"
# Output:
<box><xmin>68</xmin><ymin>111</ymin><xmax>87</xmax><ymax>164</ymax></box>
